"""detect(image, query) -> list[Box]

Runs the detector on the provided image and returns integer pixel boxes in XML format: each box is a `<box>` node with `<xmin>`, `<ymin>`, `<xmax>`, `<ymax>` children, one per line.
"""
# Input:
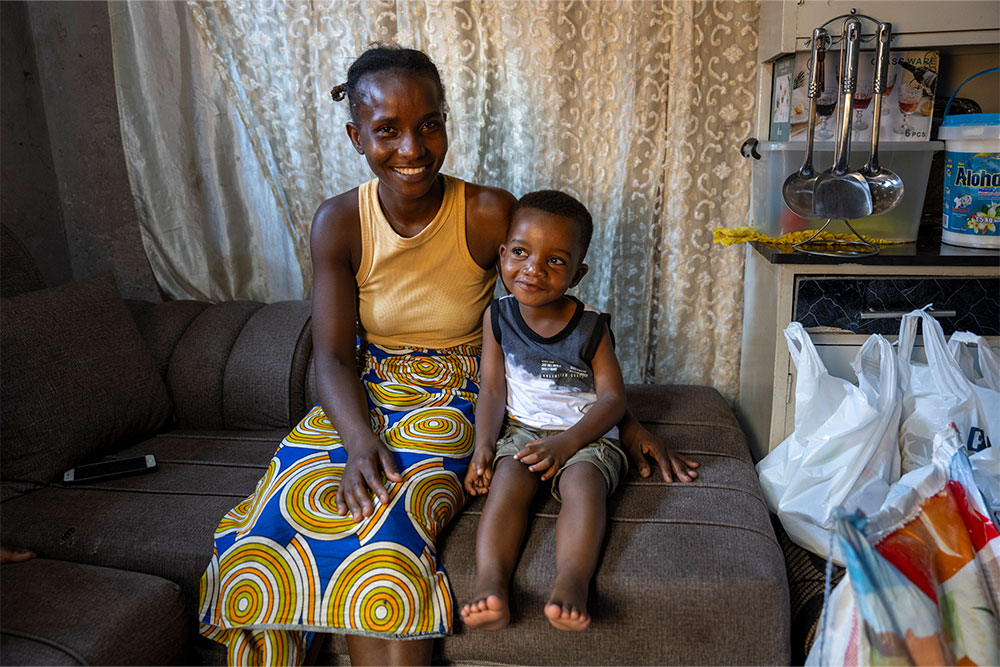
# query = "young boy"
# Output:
<box><xmin>461</xmin><ymin>190</ymin><xmax>627</xmax><ymax>632</ymax></box>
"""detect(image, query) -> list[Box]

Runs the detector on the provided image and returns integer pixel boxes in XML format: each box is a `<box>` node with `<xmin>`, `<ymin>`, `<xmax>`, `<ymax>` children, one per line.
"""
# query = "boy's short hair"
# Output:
<box><xmin>510</xmin><ymin>190</ymin><xmax>594</xmax><ymax>259</ymax></box>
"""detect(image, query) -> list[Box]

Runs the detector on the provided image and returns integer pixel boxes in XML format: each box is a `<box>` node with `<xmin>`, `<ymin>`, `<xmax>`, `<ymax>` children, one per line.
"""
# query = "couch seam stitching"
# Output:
<box><xmin>138</xmin><ymin>459</ymin><xmax>267</xmax><ymax>469</ymax></box>
<box><xmin>42</xmin><ymin>484</ymin><xmax>252</xmax><ymax>498</ymax></box>
<box><xmin>459</xmin><ymin>513</ymin><xmax>780</xmax><ymax>546</ymax></box>
<box><xmin>619</xmin><ymin>482</ymin><xmax>767</xmax><ymax>507</ymax></box>
<box><xmin>155</xmin><ymin>432</ymin><xmax>284</xmax><ymax>442</ymax></box>
<box><xmin>221</xmin><ymin>303</ymin><xmax>267</xmax><ymax>431</ymax></box>
<box><xmin>638</xmin><ymin>420</ymin><xmax>743</xmax><ymax>429</ymax></box>
<box><xmin>0</xmin><ymin>629</ymin><xmax>87</xmax><ymax>665</ymax></box>
<box><xmin>161</xmin><ymin>302</ymin><xmax>210</xmax><ymax>429</ymax></box>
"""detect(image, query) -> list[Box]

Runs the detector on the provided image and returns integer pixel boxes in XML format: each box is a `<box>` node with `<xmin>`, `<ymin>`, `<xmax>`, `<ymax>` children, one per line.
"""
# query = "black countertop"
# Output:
<box><xmin>751</xmin><ymin>221</ymin><xmax>1000</xmax><ymax>267</ymax></box>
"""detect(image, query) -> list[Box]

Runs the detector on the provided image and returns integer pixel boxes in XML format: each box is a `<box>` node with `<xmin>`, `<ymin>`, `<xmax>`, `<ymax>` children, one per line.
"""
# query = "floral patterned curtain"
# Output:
<box><xmin>109</xmin><ymin>0</ymin><xmax>759</xmax><ymax>400</ymax></box>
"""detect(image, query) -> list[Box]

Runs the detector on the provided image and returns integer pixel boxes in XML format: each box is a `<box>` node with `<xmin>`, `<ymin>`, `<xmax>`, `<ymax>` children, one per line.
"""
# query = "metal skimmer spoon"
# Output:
<box><xmin>862</xmin><ymin>22</ymin><xmax>905</xmax><ymax>216</ymax></box>
<box><xmin>813</xmin><ymin>17</ymin><xmax>873</xmax><ymax>221</ymax></box>
<box><xmin>781</xmin><ymin>28</ymin><xmax>828</xmax><ymax>220</ymax></box>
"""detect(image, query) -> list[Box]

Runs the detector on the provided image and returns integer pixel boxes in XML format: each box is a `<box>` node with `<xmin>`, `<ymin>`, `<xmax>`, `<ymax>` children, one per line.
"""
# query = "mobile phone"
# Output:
<box><xmin>62</xmin><ymin>455</ymin><xmax>157</xmax><ymax>485</ymax></box>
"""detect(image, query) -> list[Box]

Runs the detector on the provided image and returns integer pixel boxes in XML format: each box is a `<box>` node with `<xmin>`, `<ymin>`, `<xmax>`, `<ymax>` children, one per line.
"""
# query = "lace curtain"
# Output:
<box><xmin>109</xmin><ymin>0</ymin><xmax>759</xmax><ymax>400</ymax></box>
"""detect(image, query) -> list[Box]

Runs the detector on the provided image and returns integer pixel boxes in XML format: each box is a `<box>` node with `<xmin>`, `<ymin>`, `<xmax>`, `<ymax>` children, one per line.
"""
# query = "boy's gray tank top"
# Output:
<box><xmin>490</xmin><ymin>294</ymin><xmax>617</xmax><ymax>437</ymax></box>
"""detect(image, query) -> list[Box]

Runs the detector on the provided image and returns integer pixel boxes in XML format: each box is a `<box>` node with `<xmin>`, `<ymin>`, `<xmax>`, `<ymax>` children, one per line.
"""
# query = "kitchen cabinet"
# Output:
<box><xmin>753</xmin><ymin>1</ymin><xmax>1000</xmax><ymax>147</ymax></box>
<box><xmin>738</xmin><ymin>2</ymin><xmax>1000</xmax><ymax>461</ymax></box>
<box><xmin>758</xmin><ymin>0</ymin><xmax>1000</xmax><ymax>63</ymax></box>
<box><xmin>736</xmin><ymin>242</ymin><xmax>999</xmax><ymax>461</ymax></box>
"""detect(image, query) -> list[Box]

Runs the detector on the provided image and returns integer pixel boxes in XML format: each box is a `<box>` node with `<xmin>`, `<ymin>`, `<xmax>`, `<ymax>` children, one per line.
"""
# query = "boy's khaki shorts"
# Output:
<box><xmin>493</xmin><ymin>420</ymin><xmax>627</xmax><ymax>502</ymax></box>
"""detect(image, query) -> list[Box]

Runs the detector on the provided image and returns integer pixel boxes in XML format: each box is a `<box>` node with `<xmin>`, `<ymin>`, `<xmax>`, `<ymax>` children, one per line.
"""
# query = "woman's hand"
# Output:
<box><xmin>624</xmin><ymin>422</ymin><xmax>699</xmax><ymax>482</ymax></box>
<box><xmin>336</xmin><ymin>436</ymin><xmax>403</xmax><ymax>522</ymax></box>
<box><xmin>514</xmin><ymin>434</ymin><xmax>578</xmax><ymax>481</ymax></box>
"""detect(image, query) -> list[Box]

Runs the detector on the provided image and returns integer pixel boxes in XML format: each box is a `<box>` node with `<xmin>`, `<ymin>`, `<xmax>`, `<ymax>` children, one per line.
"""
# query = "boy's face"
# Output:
<box><xmin>499</xmin><ymin>208</ymin><xmax>588</xmax><ymax>308</ymax></box>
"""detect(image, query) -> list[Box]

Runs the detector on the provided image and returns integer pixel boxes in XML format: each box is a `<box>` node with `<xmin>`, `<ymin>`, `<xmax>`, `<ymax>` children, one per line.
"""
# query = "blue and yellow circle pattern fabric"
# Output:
<box><xmin>198</xmin><ymin>343</ymin><xmax>479</xmax><ymax>663</ymax></box>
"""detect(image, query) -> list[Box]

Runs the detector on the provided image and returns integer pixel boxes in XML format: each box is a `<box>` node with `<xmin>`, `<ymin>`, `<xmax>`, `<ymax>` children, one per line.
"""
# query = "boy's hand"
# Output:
<box><xmin>464</xmin><ymin>445</ymin><xmax>495</xmax><ymax>496</ymax></box>
<box><xmin>514</xmin><ymin>434</ymin><xmax>578</xmax><ymax>481</ymax></box>
<box><xmin>626</xmin><ymin>423</ymin><xmax>699</xmax><ymax>482</ymax></box>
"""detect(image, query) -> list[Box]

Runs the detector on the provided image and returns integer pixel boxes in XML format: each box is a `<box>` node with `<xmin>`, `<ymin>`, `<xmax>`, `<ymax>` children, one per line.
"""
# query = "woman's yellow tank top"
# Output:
<box><xmin>356</xmin><ymin>175</ymin><xmax>496</xmax><ymax>349</ymax></box>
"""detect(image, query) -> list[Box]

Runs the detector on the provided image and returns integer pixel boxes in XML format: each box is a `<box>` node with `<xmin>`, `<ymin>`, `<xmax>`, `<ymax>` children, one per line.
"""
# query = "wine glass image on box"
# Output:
<box><xmin>852</xmin><ymin>55</ymin><xmax>874</xmax><ymax>136</ymax></box>
<box><xmin>815</xmin><ymin>56</ymin><xmax>839</xmax><ymax>141</ymax></box>
<box><xmin>895</xmin><ymin>75</ymin><xmax>923</xmax><ymax>136</ymax></box>
<box><xmin>882</xmin><ymin>63</ymin><xmax>898</xmax><ymax>108</ymax></box>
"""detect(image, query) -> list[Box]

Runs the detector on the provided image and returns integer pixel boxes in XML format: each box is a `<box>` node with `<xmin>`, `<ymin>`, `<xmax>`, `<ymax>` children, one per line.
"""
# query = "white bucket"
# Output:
<box><xmin>940</xmin><ymin>68</ymin><xmax>1000</xmax><ymax>250</ymax></box>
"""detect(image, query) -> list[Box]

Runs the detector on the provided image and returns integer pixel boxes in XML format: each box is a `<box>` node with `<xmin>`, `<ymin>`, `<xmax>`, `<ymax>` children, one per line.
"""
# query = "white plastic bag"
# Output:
<box><xmin>757</xmin><ymin>323</ymin><xmax>901</xmax><ymax>564</ymax></box>
<box><xmin>949</xmin><ymin>330</ymin><xmax>1000</xmax><ymax>391</ymax></box>
<box><xmin>897</xmin><ymin>309</ymin><xmax>1000</xmax><ymax>474</ymax></box>
<box><xmin>948</xmin><ymin>331</ymin><xmax>1000</xmax><ymax>528</ymax></box>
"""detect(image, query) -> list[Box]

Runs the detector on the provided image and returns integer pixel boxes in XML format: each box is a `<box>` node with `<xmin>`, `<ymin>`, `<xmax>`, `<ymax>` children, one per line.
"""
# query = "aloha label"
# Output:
<box><xmin>943</xmin><ymin>151</ymin><xmax>1000</xmax><ymax>236</ymax></box>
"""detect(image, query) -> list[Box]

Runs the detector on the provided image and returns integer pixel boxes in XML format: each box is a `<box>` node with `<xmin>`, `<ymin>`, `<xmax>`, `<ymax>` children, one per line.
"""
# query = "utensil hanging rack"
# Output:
<box><xmin>789</xmin><ymin>9</ymin><xmax>900</xmax><ymax>258</ymax></box>
<box><xmin>803</xmin><ymin>9</ymin><xmax>897</xmax><ymax>48</ymax></box>
<box><xmin>791</xmin><ymin>218</ymin><xmax>880</xmax><ymax>257</ymax></box>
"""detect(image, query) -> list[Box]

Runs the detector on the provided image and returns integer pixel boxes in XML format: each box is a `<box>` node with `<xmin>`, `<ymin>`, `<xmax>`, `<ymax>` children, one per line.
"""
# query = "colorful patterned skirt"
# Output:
<box><xmin>198</xmin><ymin>343</ymin><xmax>479</xmax><ymax>666</ymax></box>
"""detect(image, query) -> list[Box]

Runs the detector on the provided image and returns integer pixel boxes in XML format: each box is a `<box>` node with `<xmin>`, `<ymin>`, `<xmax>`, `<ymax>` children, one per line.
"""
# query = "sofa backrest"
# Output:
<box><xmin>129</xmin><ymin>299</ymin><xmax>314</xmax><ymax>431</ymax></box>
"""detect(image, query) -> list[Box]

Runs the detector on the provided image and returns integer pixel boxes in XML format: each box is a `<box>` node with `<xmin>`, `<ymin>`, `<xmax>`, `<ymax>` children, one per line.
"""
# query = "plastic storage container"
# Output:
<box><xmin>751</xmin><ymin>141</ymin><xmax>943</xmax><ymax>242</ymax></box>
<box><xmin>940</xmin><ymin>68</ymin><xmax>999</xmax><ymax>250</ymax></box>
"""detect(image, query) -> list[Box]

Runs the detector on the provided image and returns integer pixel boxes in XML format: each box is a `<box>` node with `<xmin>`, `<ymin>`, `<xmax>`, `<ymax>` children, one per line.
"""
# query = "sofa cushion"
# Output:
<box><xmin>126</xmin><ymin>299</ymin><xmax>211</xmax><ymax>380</ymax></box>
<box><xmin>0</xmin><ymin>558</ymin><xmax>189</xmax><ymax>665</ymax></box>
<box><xmin>166</xmin><ymin>301</ymin><xmax>264</xmax><ymax>429</ymax></box>
<box><xmin>127</xmin><ymin>300</ymin><xmax>314</xmax><ymax>431</ymax></box>
<box><xmin>222</xmin><ymin>300</ymin><xmax>313</xmax><ymax>430</ymax></box>
<box><xmin>0</xmin><ymin>430</ymin><xmax>285</xmax><ymax>616</ymax></box>
<box><xmin>0</xmin><ymin>273</ymin><xmax>174</xmax><ymax>499</ymax></box>
<box><xmin>431</xmin><ymin>384</ymin><xmax>789</xmax><ymax>666</ymax></box>
<box><xmin>0</xmin><ymin>224</ymin><xmax>47</xmax><ymax>297</ymax></box>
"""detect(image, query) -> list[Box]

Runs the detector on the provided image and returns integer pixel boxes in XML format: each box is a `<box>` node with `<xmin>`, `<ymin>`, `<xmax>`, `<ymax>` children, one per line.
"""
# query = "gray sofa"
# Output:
<box><xmin>0</xmin><ymin>268</ymin><xmax>789</xmax><ymax>665</ymax></box>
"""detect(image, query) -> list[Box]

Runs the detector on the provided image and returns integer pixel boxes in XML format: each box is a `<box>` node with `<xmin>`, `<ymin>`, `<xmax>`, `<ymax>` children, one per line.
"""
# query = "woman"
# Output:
<box><xmin>198</xmin><ymin>46</ymin><xmax>697</xmax><ymax>667</ymax></box>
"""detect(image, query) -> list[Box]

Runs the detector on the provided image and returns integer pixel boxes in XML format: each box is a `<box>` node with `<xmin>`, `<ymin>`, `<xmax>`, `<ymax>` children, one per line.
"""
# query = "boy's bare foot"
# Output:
<box><xmin>544</xmin><ymin>581</ymin><xmax>591</xmax><ymax>631</ymax></box>
<box><xmin>460</xmin><ymin>593</ymin><xmax>509</xmax><ymax>630</ymax></box>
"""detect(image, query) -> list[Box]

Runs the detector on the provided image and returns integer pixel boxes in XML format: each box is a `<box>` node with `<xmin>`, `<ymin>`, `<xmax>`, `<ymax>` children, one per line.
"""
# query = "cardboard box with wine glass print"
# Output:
<box><xmin>758</xmin><ymin>50</ymin><xmax>942</xmax><ymax>241</ymax></box>
<box><xmin>769</xmin><ymin>49</ymin><xmax>939</xmax><ymax>143</ymax></box>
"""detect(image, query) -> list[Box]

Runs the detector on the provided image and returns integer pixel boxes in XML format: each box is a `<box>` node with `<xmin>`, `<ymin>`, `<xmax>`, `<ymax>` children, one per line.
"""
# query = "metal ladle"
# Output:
<box><xmin>813</xmin><ymin>17</ymin><xmax>873</xmax><ymax>221</ymax></box>
<box><xmin>862</xmin><ymin>22</ymin><xmax>904</xmax><ymax>215</ymax></box>
<box><xmin>781</xmin><ymin>28</ymin><xmax>828</xmax><ymax>219</ymax></box>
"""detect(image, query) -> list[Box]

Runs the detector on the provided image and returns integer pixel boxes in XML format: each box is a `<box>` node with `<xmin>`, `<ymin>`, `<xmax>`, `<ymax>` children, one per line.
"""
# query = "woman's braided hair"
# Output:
<box><xmin>331</xmin><ymin>45</ymin><xmax>447</xmax><ymax>122</ymax></box>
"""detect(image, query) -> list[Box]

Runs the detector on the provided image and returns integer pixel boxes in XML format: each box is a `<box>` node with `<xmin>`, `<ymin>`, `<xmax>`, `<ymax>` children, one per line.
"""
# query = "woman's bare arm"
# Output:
<box><xmin>310</xmin><ymin>193</ymin><xmax>402</xmax><ymax>521</ymax></box>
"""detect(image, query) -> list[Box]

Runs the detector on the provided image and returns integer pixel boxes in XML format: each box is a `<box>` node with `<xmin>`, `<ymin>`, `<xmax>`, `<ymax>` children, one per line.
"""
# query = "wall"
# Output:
<box><xmin>1</xmin><ymin>0</ymin><xmax>160</xmax><ymax>300</ymax></box>
<box><xmin>1</xmin><ymin>0</ymin><xmax>72</xmax><ymax>288</ymax></box>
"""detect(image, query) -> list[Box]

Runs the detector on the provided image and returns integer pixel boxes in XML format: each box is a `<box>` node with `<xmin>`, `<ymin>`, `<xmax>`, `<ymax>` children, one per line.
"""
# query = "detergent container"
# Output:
<box><xmin>940</xmin><ymin>68</ymin><xmax>1000</xmax><ymax>249</ymax></box>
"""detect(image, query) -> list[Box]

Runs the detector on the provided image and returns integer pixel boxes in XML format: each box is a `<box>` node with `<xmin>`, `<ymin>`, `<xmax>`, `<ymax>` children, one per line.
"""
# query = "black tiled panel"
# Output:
<box><xmin>794</xmin><ymin>277</ymin><xmax>1000</xmax><ymax>335</ymax></box>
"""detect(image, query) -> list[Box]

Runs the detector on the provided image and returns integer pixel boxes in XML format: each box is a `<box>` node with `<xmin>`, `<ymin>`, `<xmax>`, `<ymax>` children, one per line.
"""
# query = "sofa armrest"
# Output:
<box><xmin>130</xmin><ymin>299</ymin><xmax>313</xmax><ymax>430</ymax></box>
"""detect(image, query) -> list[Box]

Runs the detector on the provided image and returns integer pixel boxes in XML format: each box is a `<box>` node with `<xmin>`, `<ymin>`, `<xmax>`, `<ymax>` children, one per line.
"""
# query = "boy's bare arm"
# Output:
<box><xmin>515</xmin><ymin>326</ymin><xmax>626</xmax><ymax>480</ymax></box>
<box><xmin>465</xmin><ymin>305</ymin><xmax>507</xmax><ymax>495</ymax></box>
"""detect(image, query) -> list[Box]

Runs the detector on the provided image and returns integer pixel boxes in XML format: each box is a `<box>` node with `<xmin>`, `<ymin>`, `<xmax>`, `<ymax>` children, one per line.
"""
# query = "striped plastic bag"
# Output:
<box><xmin>808</xmin><ymin>425</ymin><xmax>1000</xmax><ymax>666</ymax></box>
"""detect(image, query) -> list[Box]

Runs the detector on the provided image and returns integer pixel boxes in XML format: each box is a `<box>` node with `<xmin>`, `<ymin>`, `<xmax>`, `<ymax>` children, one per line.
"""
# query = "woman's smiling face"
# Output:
<box><xmin>346</xmin><ymin>70</ymin><xmax>448</xmax><ymax>201</ymax></box>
